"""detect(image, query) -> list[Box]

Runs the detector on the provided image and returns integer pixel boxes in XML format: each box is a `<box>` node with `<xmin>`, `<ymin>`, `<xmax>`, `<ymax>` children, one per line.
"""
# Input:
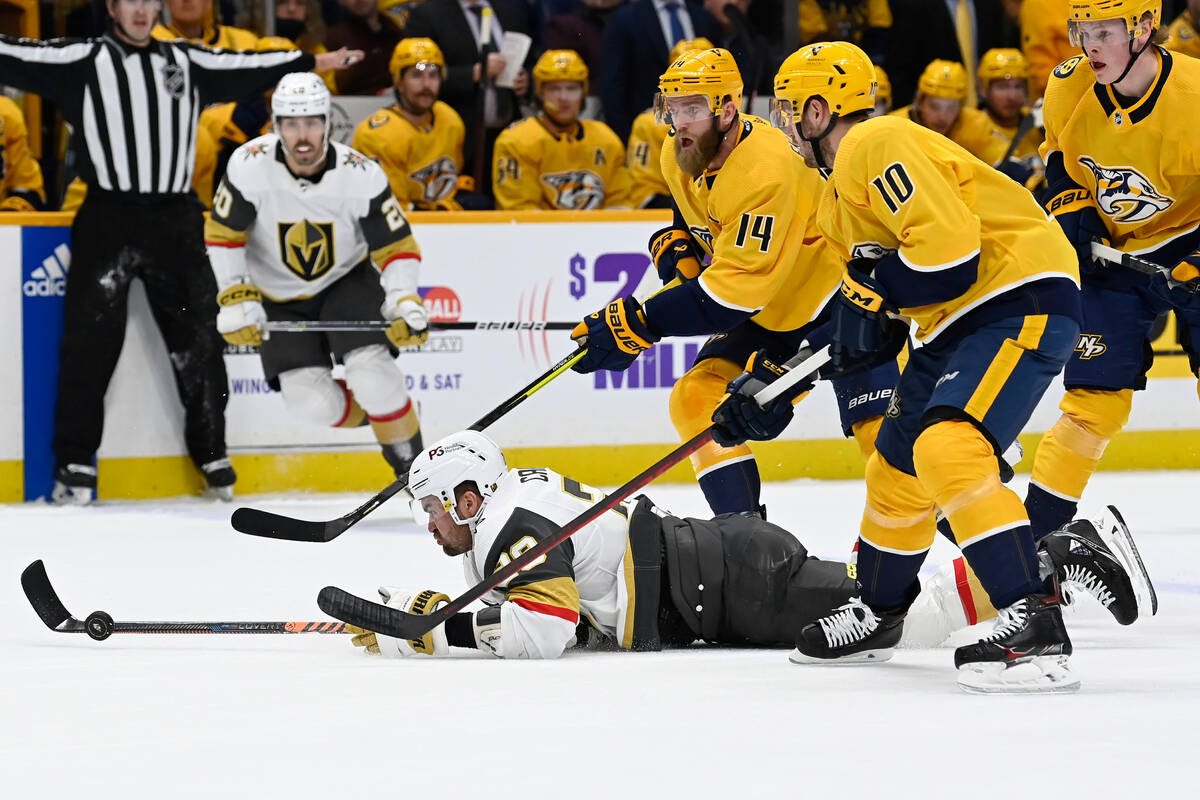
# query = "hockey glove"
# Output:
<box><xmin>445</xmin><ymin>604</ymin><xmax>504</xmax><ymax>657</ymax></box>
<box><xmin>215</xmin><ymin>282</ymin><xmax>266</xmax><ymax>347</ymax></box>
<box><xmin>351</xmin><ymin>587</ymin><xmax>451</xmax><ymax>657</ymax></box>
<box><xmin>649</xmin><ymin>226</ymin><xmax>702</xmax><ymax>283</ymax></box>
<box><xmin>1045</xmin><ymin>187</ymin><xmax>1109</xmax><ymax>278</ymax></box>
<box><xmin>382</xmin><ymin>294</ymin><xmax>430</xmax><ymax>348</ymax></box>
<box><xmin>571</xmin><ymin>296</ymin><xmax>660</xmax><ymax>373</ymax></box>
<box><xmin>829</xmin><ymin>264</ymin><xmax>899</xmax><ymax>374</ymax></box>
<box><xmin>711</xmin><ymin>351</ymin><xmax>814</xmax><ymax>446</ymax></box>
<box><xmin>1169</xmin><ymin>252</ymin><xmax>1200</xmax><ymax>294</ymax></box>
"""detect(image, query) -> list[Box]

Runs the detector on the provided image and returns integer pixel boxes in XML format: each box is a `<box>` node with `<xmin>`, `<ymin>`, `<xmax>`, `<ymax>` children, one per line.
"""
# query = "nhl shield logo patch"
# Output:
<box><xmin>162</xmin><ymin>64</ymin><xmax>186</xmax><ymax>99</ymax></box>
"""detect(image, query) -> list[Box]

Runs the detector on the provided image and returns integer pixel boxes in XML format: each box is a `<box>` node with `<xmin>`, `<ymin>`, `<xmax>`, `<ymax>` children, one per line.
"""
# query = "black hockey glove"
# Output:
<box><xmin>711</xmin><ymin>351</ymin><xmax>815</xmax><ymax>447</ymax></box>
<box><xmin>829</xmin><ymin>262</ymin><xmax>905</xmax><ymax>375</ymax></box>
<box><xmin>649</xmin><ymin>226</ymin><xmax>702</xmax><ymax>283</ymax></box>
<box><xmin>571</xmin><ymin>296</ymin><xmax>660</xmax><ymax>374</ymax></box>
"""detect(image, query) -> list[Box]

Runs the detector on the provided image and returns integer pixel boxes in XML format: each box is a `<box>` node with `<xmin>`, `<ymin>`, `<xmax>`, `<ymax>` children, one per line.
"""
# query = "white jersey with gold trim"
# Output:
<box><xmin>462</xmin><ymin>467</ymin><xmax>637</xmax><ymax>659</ymax></box>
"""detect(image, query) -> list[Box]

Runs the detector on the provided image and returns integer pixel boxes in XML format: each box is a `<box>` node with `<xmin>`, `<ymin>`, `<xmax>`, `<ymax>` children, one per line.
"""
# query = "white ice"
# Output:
<box><xmin>3</xmin><ymin>471</ymin><xmax>1198</xmax><ymax>798</ymax></box>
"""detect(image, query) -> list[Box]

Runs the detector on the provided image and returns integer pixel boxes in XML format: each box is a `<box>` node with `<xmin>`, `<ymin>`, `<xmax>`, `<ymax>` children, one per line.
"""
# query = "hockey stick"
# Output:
<box><xmin>230</xmin><ymin>344</ymin><xmax>589</xmax><ymax>542</ymax></box>
<box><xmin>1091</xmin><ymin>241</ymin><xmax>1200</xmax><ymax>293</ymax></box>
<box><xmin>998</xmin><ymin>112</ymin><xmax>1036</xmax><ymax>166</ymax></box>
<box><xmin>261</xmin><ymin>320</ymin><xmax>577</xmax><ymax>334</ymax></box>
<box><xmin>317</xmin><ymin>346</ymin><xmax>831</xmax><ymax>639</ymax></box>
<box><xmin>21</xmin><ymin>560</ymin><xmax>348</xmax><ymax>641</ymax></box>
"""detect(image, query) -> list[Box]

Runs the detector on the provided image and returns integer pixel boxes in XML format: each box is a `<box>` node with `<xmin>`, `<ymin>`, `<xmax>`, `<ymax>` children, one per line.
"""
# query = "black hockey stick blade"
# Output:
<box><xmin>318</xmin><ymin>428</ymin><xmax>717</xmax><ymax>639</ymax></box>
<box><xmin>230</xmin><ymin>345</ymin><xmax>587</xmax><ymax>542</ymax></box>
<box><xmin>21</xmin><ymin>560</ymin><xmax>85</xmax><ymax>633</ymax></box>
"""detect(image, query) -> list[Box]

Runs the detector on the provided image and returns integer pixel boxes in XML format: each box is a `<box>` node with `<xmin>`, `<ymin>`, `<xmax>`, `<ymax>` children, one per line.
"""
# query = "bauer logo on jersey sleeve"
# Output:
<box><xmin>1078</xmin><ymin>157</ymin><xmax>1174</xmax><ymax>223</ymax></box>
<box><xmin>541</xmin><ymin>171</ymin><xmax>605</xmax><ymax>210</ymax></box>
<box><xmin>276</xmin><ymin>220</ymin><xmax>336</xmax><ymax>280</ymax></box>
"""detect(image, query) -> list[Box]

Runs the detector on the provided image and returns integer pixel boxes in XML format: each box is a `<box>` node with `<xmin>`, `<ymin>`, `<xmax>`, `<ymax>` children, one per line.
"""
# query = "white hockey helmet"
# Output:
<box><xmin>271</xmin><ymin>72</ymin><xmax>332</xmax><ymax>155</ymax></box>
<box><xmin>408</xmin><ymin>430</ymin><xmax>507</xmax><ymax>528</ymax></box>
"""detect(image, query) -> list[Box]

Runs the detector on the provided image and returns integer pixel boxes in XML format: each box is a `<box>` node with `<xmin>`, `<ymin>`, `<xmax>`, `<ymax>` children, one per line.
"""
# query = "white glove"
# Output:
<box><xmin>369</xmin><ymin>586</ymin><xmax>450</xmax><ymax>657</ymax></box>
<box><xmin>381</xmin><ymin>293</ymin><xmax>430</xmax><ymax>348</ymax></box>
<box><xmin>215</xmin><ymin>283</ymin><xmax>267</xmax><ymax>346</ymax></box>
<box><xmin>471</xmin><ymin>605</ymin><xmax>503</xmax><ymax>657</ymax></box>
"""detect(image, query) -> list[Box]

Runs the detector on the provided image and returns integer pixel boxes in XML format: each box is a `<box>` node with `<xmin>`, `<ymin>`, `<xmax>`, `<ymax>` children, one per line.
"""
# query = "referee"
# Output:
<box><xmin>0</xmin><ymin>0</ymin><xmax>361</xmax><ymax>503</ymax></box>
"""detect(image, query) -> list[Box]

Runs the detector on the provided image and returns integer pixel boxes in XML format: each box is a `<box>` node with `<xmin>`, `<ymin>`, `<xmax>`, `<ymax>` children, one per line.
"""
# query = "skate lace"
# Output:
<box><xmin>1062</xmin><ymin>564</ymin><xmax>1115</xmax><ymax>608</ymax></box>
<box><xmin>982</xmin><ymin>601</ymin><xmax>1029</xmax><ymax>642</ymax></box>
<box><xmin>817</xmin><ymin>598</ymin><xmax>879</xmax><ymax>647</ymax></box>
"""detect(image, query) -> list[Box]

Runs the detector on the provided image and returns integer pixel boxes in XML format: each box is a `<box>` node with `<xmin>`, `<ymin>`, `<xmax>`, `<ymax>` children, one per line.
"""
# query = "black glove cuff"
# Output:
<box><xmin>445</xmin><ymin>612</ymin><xmax>478</xmax><ymax>649</ymax></box>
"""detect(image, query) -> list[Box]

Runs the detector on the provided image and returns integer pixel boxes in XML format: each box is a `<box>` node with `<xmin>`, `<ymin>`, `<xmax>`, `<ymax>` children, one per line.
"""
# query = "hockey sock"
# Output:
<box><xmin>696</xmin><ymin>454</ymin><xmax>762</xmax><ymax>515</ymax></box>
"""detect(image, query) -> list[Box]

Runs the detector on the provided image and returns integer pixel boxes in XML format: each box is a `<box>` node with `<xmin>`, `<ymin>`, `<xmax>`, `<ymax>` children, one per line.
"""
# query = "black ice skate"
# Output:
<box><xmin>51</xmin><ymin>463</ymin><xmax>97</xmax><ymax>506</ymax></box>
<box><xmin>382</xmin><ymin>430</ymin><xmax>424</xmax><ymax>479</ymax></box>
<box><xmin>200</xmin><ymin>458</ymin><xmax>237</xmax><ymax>502</ymax></box>
<box><xmin>1040</xmin><ymin>505</ymin><xmax>1156</xmax><ymax>625</ymax></box>
<box><xmin>789</xmin><ymin>597</ymin><xmax>905</xmax><ymax>664</ymax></box>
<box><xmin>954</xmin><ymin>581</ymin><xmax>1079</xmax><ymax>694</ymax></box>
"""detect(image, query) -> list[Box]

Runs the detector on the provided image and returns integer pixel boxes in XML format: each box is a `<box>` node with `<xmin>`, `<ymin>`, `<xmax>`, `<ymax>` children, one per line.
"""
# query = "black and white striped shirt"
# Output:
<box><xmin>0</xmin><ymin>33</ymin><xmax>314</xmax><ymax>197</ymax></box>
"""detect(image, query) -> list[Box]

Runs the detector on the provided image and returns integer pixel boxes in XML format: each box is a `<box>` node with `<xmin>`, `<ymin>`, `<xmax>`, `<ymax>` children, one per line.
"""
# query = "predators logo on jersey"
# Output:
<box><xmin>541</xmin><ymin>171</ymin><xmax>605</xmax><ymax>210</ymax></box>
<box><xmin>688</xmin><ymin>224</ymin><xmax>715</xmax><ymax>251</ymax></box>
<box><xmin>851</xmin><ymin>242</ymin><xmax>896</xmax><ymax>260</ymax></box>
<box><xmin>277</xmin><ymin>220</ymin><xmax>336</xmax><ymax>281</ymax></box>
<box><xmin>411</xmin><ymin>156</ymin><xmax>458</xmax><ymax>203</ymax></box>
<box><xmin>1078</xmin><ymin>157</ymin><xmax>1174</xmax><ymax>223</ymax></box>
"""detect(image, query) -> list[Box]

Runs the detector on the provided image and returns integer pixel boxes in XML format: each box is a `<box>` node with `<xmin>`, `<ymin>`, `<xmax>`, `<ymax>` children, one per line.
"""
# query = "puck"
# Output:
<box><xmin>85</xmin><ymin>610</ymin><xmax>114</xmax><ymax>641</ymax></box>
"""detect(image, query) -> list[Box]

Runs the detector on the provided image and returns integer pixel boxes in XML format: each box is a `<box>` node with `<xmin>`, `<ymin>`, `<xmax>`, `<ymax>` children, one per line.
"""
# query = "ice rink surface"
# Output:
<box><xmin>3</xmin><ymin>470</ymin><xmax>1198</xmax><ymax>798</ymax></box>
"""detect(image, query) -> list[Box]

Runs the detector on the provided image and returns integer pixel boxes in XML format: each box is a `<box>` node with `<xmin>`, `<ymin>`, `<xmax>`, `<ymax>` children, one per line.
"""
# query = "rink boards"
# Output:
<box><xmin>2</xmin><ymin>211</ymin><xmax>1197</xmax><ymax>501</ymax></box>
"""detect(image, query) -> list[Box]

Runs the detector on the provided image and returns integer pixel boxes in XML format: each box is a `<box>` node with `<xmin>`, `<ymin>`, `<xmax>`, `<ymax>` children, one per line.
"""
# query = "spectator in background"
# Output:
<box><xmin>354</xmin><ymin>38</ymin><xmax>485</xmax><ymax>210</ymax></box>
<box><xmin>326</xmin><ymin>0</ymin><xmax>405</xmax><ymax>94</ymax></box>
<box><xmin>872</xmin><ymin>62</ymin><xmax>892</xmax><ymax>114</ymax></box>
<box><xmin>1165</xmin><ymin>0</ymin><xmax>1200</xmax><ymax>56</ymax></box>
<box><xmin>708</xmin><ymin>0</ymin><xmax>783</xmax><ymax>97</ymax></box>
<box><xmin>152</xmin><ymin>0</ymin><xmax>260</xmax><ymax>48</ymax></box>
<box><xmin>798</xmin><ymin>0</ymin><xmax>892</xmax><ymax>64</ymax></box>
<box><xmin>601</xmin><ymin>0</ymin><xmax>722</xmax><ymax>140</ymax></box>
<box><xmin>886</xmin><ymin>0</ymin><xmax>1013</xmax><ymax>107</ymax></box>
<box><xmin>238</xmin><ymin>0</ymin><xmax>339</xmax><ymax>91</ymax></box>
<box><xmin>626</xmin><ymin>36</ymin><xmax>712</xmax><ymax>208</ymax></box>
<box><xmin>544</xmin><ymin>0</ymin><xmax>625</xmax><ymax>96</ymax></box>
<box><xmin>1019</xmin><ymin>0</ymin><xmax>1072</xmax><ymax>97</ymax></box>
<box><xmin>402</xmin><ymin>0</ymin><xmax>533</xmax><ymax>195</ymax></box>
<box><xmin>890</xmin><ymin>59</ymin><xmax>1008</xmax><ymax>164</ymax></box>
<box><xmin>0</xmin><ymin>96</ymin><xmax>45</xmax><ymax>211</ymax></box>
<box><xmin>493</xmin><ymin>50</ymin><xmax>631</xmax><ymax>209</ymax></box>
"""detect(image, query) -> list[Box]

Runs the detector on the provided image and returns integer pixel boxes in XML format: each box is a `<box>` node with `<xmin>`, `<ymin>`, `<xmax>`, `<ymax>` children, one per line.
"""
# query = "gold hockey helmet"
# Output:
<box><xmin>655</xmin><ymin>47</ymin><xmax>743</xmax><ymax>125</ymax></box>
<box><xmin>873</xmin><ymin>64</ymin><xmax>892</xmax><ymax>105</ymax></box>
<box><xmin>770</xmin><ymin>41</ymin><xmax>876</xmax><ymax>134</ymax></box>
<box><xmin>389</xmin><ymin>38</ymin><xmax>446</xmax><ymax>83</ymax></box>
<box><xmin>533</xmin><ymin>49</ymin><xmax>589</xmax><ymax>95</ymax></box>
<box><xmin>977</xmin><ymin>48</ymin><xmax>1031</xmax><ymax>83</ymax></box>
<box><xmin>669</xmin><ymin>36</ymin><xmax>716</xmax><ymax>64</ymax></box>
<box><xmin>917</xmin><ymin>59</ymin><xmax>969</xmax><ymax>100</ymax></box>
<box><xmin>1067</xmin><ymin>0</ymin><xmax>1161</xmax><ymax>45</ymax></box>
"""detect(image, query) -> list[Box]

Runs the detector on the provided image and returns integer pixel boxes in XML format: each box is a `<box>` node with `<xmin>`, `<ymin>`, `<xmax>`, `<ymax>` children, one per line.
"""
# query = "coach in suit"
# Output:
<box><xmin>885</xmin><ymin>0</ymin><xmax>1016</xmax><ymax>108</ymax></box>
<box><xmin>600</xmin><ymin>0</ymin><xmax>721</xmax><ymax>141</ymax></box>
<box><xmin>403</xmin><ymin>0</ymin><xmax>534</xmax><ymax>194</ymax></box>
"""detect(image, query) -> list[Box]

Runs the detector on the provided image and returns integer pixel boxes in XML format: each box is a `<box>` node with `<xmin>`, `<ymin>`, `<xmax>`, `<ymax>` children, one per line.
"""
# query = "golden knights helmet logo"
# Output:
<box><xmin>411</xmin><ymin>157</ymin><xmax>458</xmax><ymax>203</ymax></box>
<box><xmin>277</xmin><ymin>220</ymin><xmax>336</xmax><ymax>280</ymax></box>
<box><xmin>541</xmin><ymin>170</ymin><xmax>605</xmax><ymax>210</ymax></box>
<box><xmin>1078</xmin><ymin>157</ymin><xmax>1174</xmax><ymax>224</ymax></box>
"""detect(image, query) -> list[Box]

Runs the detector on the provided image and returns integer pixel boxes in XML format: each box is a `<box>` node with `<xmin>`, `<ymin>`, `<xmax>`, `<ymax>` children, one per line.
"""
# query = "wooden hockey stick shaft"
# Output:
<box><xmin>317</xmin><ymin>346</ymin><xmax>831</xmax><ymax>639</ymax></box>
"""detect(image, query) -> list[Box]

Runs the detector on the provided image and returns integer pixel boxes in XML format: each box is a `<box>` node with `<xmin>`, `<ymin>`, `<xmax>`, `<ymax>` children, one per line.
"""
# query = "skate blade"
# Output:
<box><xmin>788</xmin><ymin>647</ymin><xmax>895</xmax><ymax>665</ymax></box>
<box><xmin>956</xmin><ymin>656</ymin><xmax>1080</xmax><ymax>694</ymax></box>
<box><xmin>204</xmin><ymin>485</ymin><xmax>235</xmax><ymax>503</ymax></box>
<box><xmin>1097</xmin><ymin>505</ymin><xmax>1158</xmax><ymax>618</ymax></box>
<box><xmin>50</xmin><ymin>486</ymin><xmax>94</xmax><ymax>506</ymax></box>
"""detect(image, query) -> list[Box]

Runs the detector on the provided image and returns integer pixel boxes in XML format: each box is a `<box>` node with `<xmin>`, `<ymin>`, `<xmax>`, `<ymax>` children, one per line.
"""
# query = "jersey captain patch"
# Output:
<box><xmin>277</xmin><ymin>219</ymin><xmax>336</xmax><ymax>280</ymax></box>
<box><xmin>541</xmin><ymin>170</ymin><xmax>605</xmax><ymax>210</ymax></box>
<box><xmin>410</xmin><ymin>156</ymin><xmax>458</xmax><ymax>203</ymax></box>
<box><xmin>1078</xmin><ymin>157</ymin><xmax>1174</xmax><ymax>223</ymax></box>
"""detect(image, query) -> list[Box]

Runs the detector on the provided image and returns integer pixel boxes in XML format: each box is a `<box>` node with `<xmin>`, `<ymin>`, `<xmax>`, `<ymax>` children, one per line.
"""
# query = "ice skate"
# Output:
<box><xmin>790</xmin><ymin>597</ymin><xmax>904</xmax><ymax>664</ymax></box>
<box><xmin>51</xmin><ymin>464</ymin><xmax>97</xmax><ymax>506</ymax></box>
<box><xmin>201</xmin><ymin>458</ymin><xmax>237</xmax><ymax>502</ymax></box>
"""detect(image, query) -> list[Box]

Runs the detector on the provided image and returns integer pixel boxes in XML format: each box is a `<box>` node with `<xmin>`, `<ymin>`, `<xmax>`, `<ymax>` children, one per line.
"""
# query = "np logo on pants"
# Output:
<box><xmin>1075</xmin><ymin>334</ymin><xmax>1107</xmax><ymax>360</ymax></box>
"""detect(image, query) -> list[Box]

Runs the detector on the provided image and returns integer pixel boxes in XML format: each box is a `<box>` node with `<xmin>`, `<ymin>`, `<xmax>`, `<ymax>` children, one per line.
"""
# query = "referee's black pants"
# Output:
<box><xmin>52</xmin><ymin>192</ymin><xmax>229</xmax><ymax>471</ymax></box>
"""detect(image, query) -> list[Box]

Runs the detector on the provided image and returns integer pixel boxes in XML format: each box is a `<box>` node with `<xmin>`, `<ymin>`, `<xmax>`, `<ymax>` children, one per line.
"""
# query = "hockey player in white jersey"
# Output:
<box><xmin>205</xmin><ymin>72</ymin><xmax>428</xmax><ymax>478</ymax></box>
<box><xmin>346</xmin><ymin>431</ymin><xmax>1155</xmax><ymax>660</ymax></box>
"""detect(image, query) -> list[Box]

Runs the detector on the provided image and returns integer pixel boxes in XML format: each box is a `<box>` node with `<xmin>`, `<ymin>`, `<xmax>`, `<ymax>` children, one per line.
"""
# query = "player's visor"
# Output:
<box><xmin>768</xmin><ymin>97</ymin><xmax>803</xmax><ymax>142</ymax></box>
<box><xmin>654</xmin><ymin>93</ymin><xmax>716</xmax><ymax>126</ymax></box>
<box><xmin>409</xmin><ymin>493</ymin><xmax>453</xmax><ymax>526</ymax></box>
<box><xmin>1067</xmin><ymin>18</ymin><xmax>1134</xmax><ymax>48</ymax></box>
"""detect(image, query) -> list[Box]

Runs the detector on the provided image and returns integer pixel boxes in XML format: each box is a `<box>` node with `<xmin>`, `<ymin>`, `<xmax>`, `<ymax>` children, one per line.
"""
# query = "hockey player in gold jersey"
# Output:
<box><xmin>978</xmin><ymin>50</ymin><xmax>1044</xmax><ymax>163</ymax></box>
<box><xmin>492</xmin><ymin>50</ymin><xmax>631</xmax><ymax>210</ymax></box>
<box><xmin>626</xmin><ymin>37</ymin><xmax>714</xmax><ymax>209</ymax></box>
<box><xmin>871</xmin><ymin>64</ymin><xmax>892</xmax><ymax>115</ymax></box>
<box><xmin>0</xmin><ymin>96</ymin><xmax>44</xmax><ymax>211</ymax></box>
<box><xmin>1024</xmin><ymin>0</ymin><xmax>1200</xmax><ymax>542</ymax></box>
<box><xmin>571</xmin><ymin>48</ymin><xmax>899</xmax><ymax>518</ymax></box>
<box><xmin>151</xmin><ymin>0</ymin><xmax>259</xmax><ymax>49</ymax></box>
<box><xmin>733</xmin><ymin>41</ymin><xmax>1086</xmax><ymax>692</ymax></box>
<box><xmin>1022</xmin><ymin>0</ymin><xmax>1076</xmax><ymax>97</ymax></box>
<box><xmin>1165</xmin><ymin>0</ymin><xmax>1200</xmax><ymax>57</ymax></box>
<box><xmin>352</xmin><ymin>38</ymin><xmax>472</xmax><ymax>211</ymax></box>
<box><xmin>890</xmin><ymin>59</ymin><xmax>1009</xmax><ymax>166</ymax></box>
